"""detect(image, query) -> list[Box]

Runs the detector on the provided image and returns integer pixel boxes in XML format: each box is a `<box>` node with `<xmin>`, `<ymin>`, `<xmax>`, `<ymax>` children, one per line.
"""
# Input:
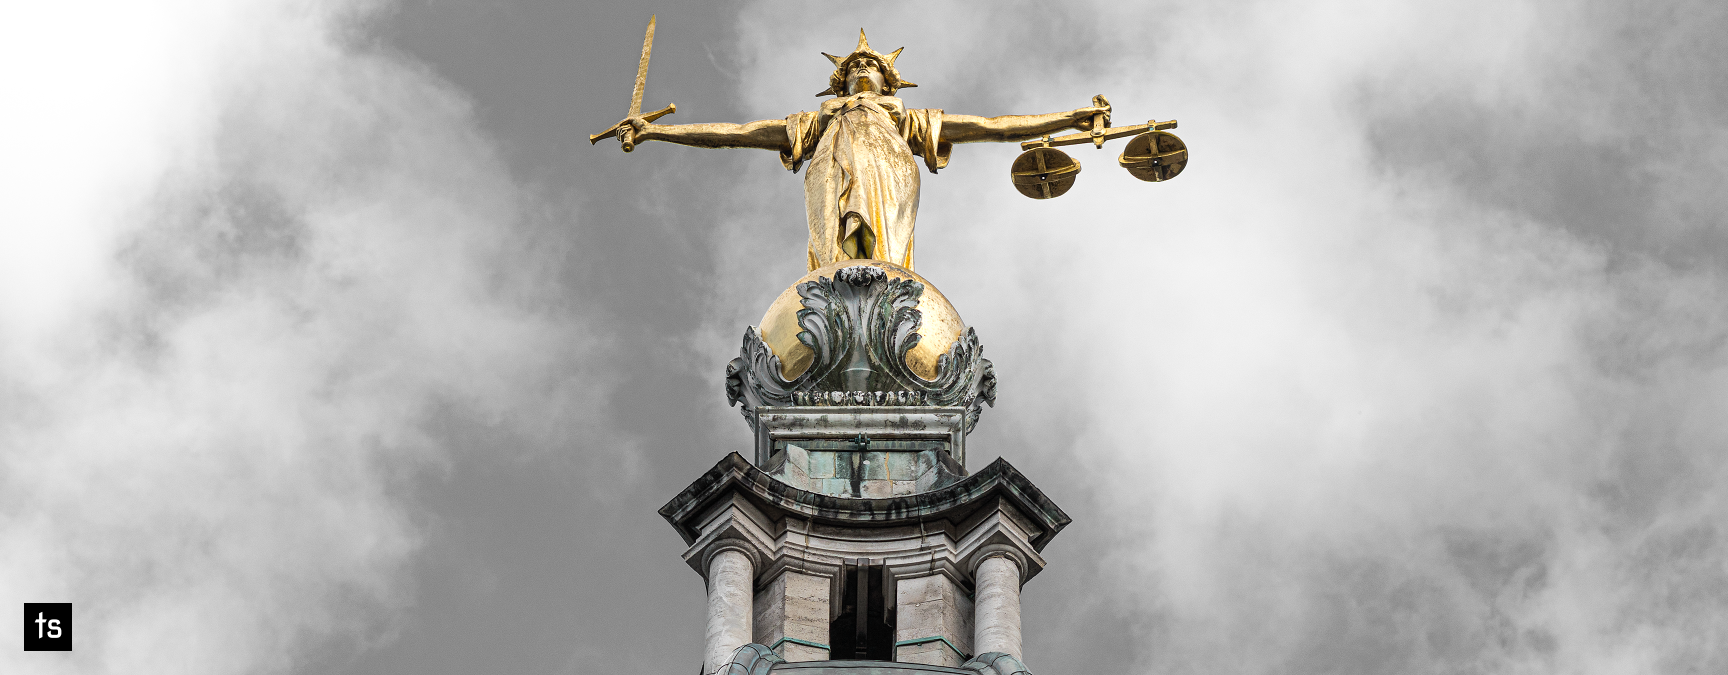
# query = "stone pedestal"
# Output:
<box><xmin>662</xmin><ymin>453</ymin><xmax>1067</xmax><ymax>673</ymax></box>
<box><xmin>752</xmin><ymin>406</ymin><xmax>971</xmax><ymax>470</ymax></box>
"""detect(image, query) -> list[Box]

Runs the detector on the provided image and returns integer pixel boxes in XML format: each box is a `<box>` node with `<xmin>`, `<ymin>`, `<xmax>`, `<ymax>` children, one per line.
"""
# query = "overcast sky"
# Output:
<box><xmin>4</xmin><ymin>0</ymin><xmax>1727</xmax><ymax>674</ymax></box>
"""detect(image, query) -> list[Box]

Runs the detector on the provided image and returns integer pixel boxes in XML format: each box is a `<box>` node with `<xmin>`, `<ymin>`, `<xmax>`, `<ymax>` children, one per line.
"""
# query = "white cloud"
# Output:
<box><xmin>0</xmin><ymin>1</ymin><xmax>576</xmax><ymax>672</ymax></box>
<box><xmin>730</xmin><ymin>1</ymin><xmax>1728</xmax><ymax>672</ymax></box>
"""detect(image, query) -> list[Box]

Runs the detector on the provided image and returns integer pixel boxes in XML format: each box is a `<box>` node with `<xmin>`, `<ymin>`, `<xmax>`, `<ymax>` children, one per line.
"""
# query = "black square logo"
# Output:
<box><xmin>23</xmin><ymin>603</ymin><xmax>71</xmax><ymax>651</ymax></box>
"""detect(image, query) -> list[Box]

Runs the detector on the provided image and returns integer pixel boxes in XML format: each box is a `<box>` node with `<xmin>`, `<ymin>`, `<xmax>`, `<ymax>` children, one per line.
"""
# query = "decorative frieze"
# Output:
<box><xmin>790</xmin><ymin>390</ymin><xmax>931</xmax><ymax>406</ymax></box>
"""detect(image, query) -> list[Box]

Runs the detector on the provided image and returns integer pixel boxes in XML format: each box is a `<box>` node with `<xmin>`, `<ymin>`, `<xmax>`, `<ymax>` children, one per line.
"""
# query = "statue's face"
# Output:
<box><xmin>846</xmin><ymin>59</ymin><xmax>886</xmax><ymax>94</ymax></box>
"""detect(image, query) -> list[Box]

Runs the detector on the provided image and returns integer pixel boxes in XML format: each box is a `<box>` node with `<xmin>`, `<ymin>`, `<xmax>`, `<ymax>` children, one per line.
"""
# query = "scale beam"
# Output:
<box><xmin>1021</xmin><ymin>120</ymin><xmax>1177</xmax><ymax>152</ymax></box>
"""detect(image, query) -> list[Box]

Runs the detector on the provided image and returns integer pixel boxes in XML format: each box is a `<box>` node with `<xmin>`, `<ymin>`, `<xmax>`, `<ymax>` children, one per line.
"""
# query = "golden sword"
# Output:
<box><xmin>589</xmin><ymin>15</ymin><xmax>676</xmax><ymax>152</ymax></box>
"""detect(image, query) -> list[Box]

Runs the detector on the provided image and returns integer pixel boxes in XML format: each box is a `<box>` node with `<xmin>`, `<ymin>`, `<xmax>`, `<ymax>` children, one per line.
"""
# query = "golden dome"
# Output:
<box><xmin>759</xmin><ymin>259</ymin><xmax>964</xmax><ymax>382</ymax></box>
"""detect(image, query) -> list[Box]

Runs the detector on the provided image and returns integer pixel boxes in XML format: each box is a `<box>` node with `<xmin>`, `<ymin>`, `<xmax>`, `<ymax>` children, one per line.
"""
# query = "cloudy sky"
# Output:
<box><xmin>4</xmin><ymin>0</ymin><xmax>1727</xmax><ymax>673</ymax></box>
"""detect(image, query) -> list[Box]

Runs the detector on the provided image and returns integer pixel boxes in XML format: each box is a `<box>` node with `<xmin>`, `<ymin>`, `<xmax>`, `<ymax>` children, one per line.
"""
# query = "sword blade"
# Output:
<box><xmin>629</xmin><ymin>15</ymin><xmax>655</xmax><ymax>117</ymax></box>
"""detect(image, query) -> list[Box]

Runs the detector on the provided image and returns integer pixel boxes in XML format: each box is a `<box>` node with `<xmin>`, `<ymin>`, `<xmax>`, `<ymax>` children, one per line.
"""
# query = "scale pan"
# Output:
<box><xmin>1009</xmin><ymin>147</ymin><xmax>1082</xmax><ymax>199</ymax></box>
<box><xmin>1118</xmin><ymin>131</ymin><xmax>1187</xmax><ymax>182</ymax></box>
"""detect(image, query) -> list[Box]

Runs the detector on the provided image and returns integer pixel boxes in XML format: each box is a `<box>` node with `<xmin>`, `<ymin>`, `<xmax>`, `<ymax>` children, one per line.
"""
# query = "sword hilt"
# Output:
<box><xmin>587</xmin><ymin>104</ymin><xmax>677</xmax><ymax>151</ymax></box>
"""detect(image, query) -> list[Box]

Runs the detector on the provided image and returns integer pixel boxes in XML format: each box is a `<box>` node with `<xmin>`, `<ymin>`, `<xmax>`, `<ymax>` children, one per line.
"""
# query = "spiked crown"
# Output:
<box><xmin>817</xmin><ymin>30</ymin><xmax>917</xmax><ymax>97</ymax></box>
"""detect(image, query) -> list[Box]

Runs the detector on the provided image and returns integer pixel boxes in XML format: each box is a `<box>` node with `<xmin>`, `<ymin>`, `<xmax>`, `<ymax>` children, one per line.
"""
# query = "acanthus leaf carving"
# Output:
<box><xmin>727</xmin><ymin>266</ymin><xmax>996</xmax><ymax>435</ymax></box>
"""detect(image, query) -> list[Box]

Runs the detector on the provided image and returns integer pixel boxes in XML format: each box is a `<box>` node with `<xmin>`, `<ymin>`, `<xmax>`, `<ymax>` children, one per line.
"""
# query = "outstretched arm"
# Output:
<box><xmin>622</xmin><ymin>117</ymin><xmax>791</xmax><ymax>152</ymax></box>
<box><xmin>940</xmin><ymin>104</ymin><xmax>1111</xmax><ymax>144</ymax></box>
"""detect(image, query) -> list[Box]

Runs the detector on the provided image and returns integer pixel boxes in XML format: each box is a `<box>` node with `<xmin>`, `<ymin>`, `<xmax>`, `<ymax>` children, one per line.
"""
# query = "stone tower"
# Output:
<box><xmin>660</xmin><ymin>260</ymin><xmax>1070</xmax><ymax>675</ymax></box>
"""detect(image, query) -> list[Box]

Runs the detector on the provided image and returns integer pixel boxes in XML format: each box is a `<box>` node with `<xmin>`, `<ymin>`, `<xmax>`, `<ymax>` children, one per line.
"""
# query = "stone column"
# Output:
<box><xmin>973</xmin><ymin>554</ymin><xmax>1023</xmax><ymax>660</ymax></box>
<box><xmin>705</xmin><ymin>547</ymin><xmax>755</xmax><ymax>673</ymax></box>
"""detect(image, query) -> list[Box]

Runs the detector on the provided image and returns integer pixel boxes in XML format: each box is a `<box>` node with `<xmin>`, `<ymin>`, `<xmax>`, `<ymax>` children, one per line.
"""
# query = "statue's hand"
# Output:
<box><xmin>1073</xmin><ymin>96</ymin><xmax>1112</xmax><ymax>131</ymax></box>
<box><xmin>1072</xmin><ymin>108</ymin><xmax>1110</xmax><ymax>131</ymax></box>
<box><xmin>617</xmin><ymin>115</ymin><xmax>651</xmax><ymax>151</ymax></box>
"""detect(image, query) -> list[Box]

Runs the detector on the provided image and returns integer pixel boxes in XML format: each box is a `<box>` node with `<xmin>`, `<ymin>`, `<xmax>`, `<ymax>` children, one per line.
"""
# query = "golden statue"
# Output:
<box><xmin>593</xmin><ymin>25</ymin><xmax>1115</xmax><ymax>272</ymax></box>
<box><xmin>588</xmin><ymin>19</ymin><xmax>1191</xmax><ymax>501</ymax></box>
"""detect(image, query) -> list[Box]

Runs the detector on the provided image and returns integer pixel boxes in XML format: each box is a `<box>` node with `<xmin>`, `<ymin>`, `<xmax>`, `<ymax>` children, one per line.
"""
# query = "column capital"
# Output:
<box><xmin>701</xmin><ymin>539</ymin><xmax>762</xmax><ymax>577</ymax></box>
<box><xmin>966</xmin><ymin>544</ymin><xmax>1028</xmax><ymax>582</ymax></box>
<box><xmin>681</xmin><ymin>493</ymin><xmax>777</xmax><ymax>583</ymax></box>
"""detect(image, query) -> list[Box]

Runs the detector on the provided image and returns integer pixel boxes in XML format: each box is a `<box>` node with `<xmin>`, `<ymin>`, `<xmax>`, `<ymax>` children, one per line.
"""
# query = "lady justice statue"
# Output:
<box><xmin>627</xmin><ymin>28</ymin><xmax>1187</xmax><ymax>672</ymax></box>
<box><xmin>591</xmin><ymin>19</ymin><xmax>1185</xmax><ymax>441</ymax></box>
<box><xmin>595</xmin><ymin>28</ymin><xmax>1111</xmax><ymax>272</ymax></box>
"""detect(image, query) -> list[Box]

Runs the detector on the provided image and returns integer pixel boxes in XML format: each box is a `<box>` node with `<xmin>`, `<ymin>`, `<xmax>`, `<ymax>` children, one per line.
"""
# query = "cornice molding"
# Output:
<box><xmin>660</xmin><ymin>453</ymin><xmax>1069</xmax><ymax>550</ymax></box>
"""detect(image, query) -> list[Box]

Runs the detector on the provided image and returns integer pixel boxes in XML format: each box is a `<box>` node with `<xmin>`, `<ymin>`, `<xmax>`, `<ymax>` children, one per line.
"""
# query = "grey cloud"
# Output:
<box><xmin>728</xmin><ymin>1</ymin><xmax>1728</xmax><ymax>674</ymax></box>
<box><xmin>8</xmin><ymin>1</ymin><xmax>1726</xmax><ymax>674</ymax></box>
<box><xmin>2</xmin><ymin>2</ymin><xmax>595</xmax><ymax>673</ymax></box>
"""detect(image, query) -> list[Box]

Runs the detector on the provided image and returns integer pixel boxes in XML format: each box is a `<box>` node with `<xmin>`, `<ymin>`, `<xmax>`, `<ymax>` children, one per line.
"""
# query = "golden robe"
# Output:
<box><xmin>781</xmin><ymin>92</ymin><xmax>951</xmax><ymax>271</ymax></box>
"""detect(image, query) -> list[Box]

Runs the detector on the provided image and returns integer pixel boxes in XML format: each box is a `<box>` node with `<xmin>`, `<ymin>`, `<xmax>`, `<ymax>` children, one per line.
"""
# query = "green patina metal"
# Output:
<box><xmin>892</xmin><ymin>635</ymin><xmax>970</xmax><ymax>661</ymax></box>
<box><xmin>770</xmin><ymin>637</ymin><xmax>833</xmax><ymax>652</ymax></box>
<box><xmin>771</xmin><ymin>661</ymin><xmax>974</xmax><ymax>675</ymax></box>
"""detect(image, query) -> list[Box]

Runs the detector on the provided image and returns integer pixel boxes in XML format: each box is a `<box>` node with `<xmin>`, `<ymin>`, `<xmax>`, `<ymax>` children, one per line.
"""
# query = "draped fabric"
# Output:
<box><xmin>780</xmin><ymin>92</ymin><xmax>950</xmax><ymax>271</ymax></box>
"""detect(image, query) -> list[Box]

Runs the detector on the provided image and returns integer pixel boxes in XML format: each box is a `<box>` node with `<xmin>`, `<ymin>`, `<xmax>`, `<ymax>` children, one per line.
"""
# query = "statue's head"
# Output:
<box><xmin>845</xmin><ymin>58</ymin><xmax>887</xmax><ymax>95</ymax></box>
<box><xmin>818</xmin><ymin>30</ymin><xmax>917</xmax><ymax>97</ymax></box>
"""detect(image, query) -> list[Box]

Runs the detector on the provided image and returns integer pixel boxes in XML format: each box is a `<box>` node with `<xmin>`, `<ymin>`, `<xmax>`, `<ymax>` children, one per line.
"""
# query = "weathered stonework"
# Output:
<box><xmin>765</xmin><ymin>442</ymin><xmax>966</xmax><ymax>499</ymax></box>
<box><xmin>668</xmin><ymin>257</ymin><xmax>1063</xmax><ymax>672</ymax></box>
<box><xmin>662</xmin><ymin>453</ymin><xmax>1066</xmax><ymax>674</ymax></box>
<box><xmin>753</xmin><ymin>406</ymin><xmax>972</xmax><ymax>468</ymax></box>
<box><xmin>894</xmin><ymin>574</ymin><xmax>973</xmax><ymax>667</ymax></box>
<box><xmin>706</xmin><ymin>548</ymin><xmax>756</xmax><ymax>672</ymax></box>
<box><xmin>663</xmin><ymin>454</ymin><xmax>1063</xmax><ymax>584</ymax></box>
<box><xmin>972</xmin><ymin>555</ymin><xmax>1023</xmax><ymax>662</ymax></box>
<box><xmin>755</xmin><ymin>570</ymin><xmax>832</xmax><ymax>662</ymax></box>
